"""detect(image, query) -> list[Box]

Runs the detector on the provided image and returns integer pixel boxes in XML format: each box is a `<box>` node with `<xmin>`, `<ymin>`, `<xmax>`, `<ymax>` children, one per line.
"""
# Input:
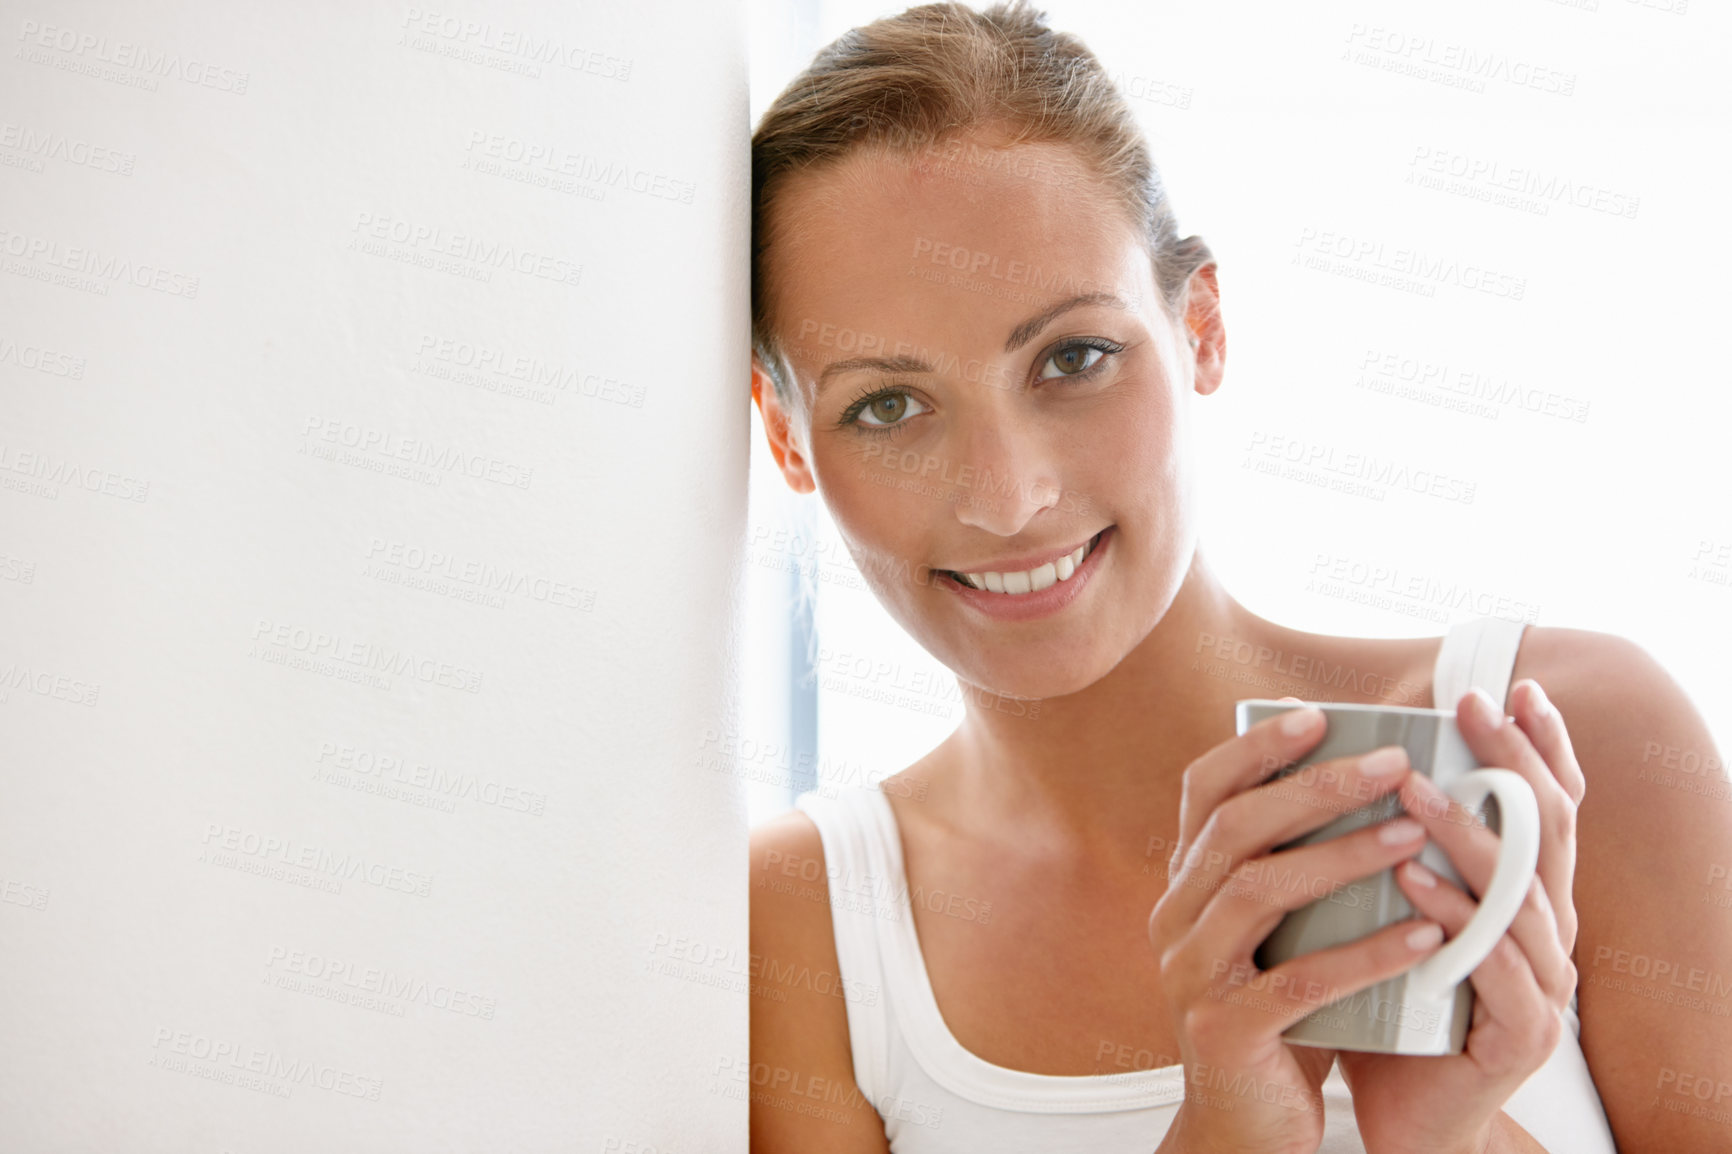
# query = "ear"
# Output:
<box><xmin>1183</xmin><ymin>262</ymin><xmax>1226</xmax><ymax>397</ymax></box>
<box><xmin>751</xmin><ymin>356</ymin><xmax>816</xmax><ymax>494</ymax></box>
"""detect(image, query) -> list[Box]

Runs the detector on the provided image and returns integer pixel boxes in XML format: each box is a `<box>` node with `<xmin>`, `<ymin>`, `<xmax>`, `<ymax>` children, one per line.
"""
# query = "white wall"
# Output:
<box><xmin>0</xmin><ymin>2</ymin><xmax>747</xmax><ymax>1150</ymax></box>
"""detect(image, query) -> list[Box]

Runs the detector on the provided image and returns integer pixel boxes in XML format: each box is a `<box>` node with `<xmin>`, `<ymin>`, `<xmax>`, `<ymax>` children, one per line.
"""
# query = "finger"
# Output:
<box><xmin>1174</xmin><ymin>705</ymin><xmax>1329</xmax><ymax>853</ymax></box>
<box><xmin>1460</xmin><ymin>932</ymin><xmax>1562</xmax><ymax>1075</ymax></box>
<box><xmin>1227</xmin><ymin>917</ymin><xmax>1447</xmax><ymax>1035</ymax></box>
<box><xmin>1395</xmin><ymin>860</ymin><xmax>1576</xmax><ymax>1007</ymax></box>
<box><xmin>1396</xmin><ymin>763</ymin><xmax>1573</xmax><ymax>957</ymax></box>
<box><xmin>1452</xmin><ymin>686</ymin><xmax>1579</xmax><ymax>944</ymax></box>
<box><xmin>1392</xmin><ymin>864</ymin><xmax>1564</xmax><ymax>1073</ymax></box>
<box><xmin>1510</xmin><ymin>679</ymin><xmax>1586</xmax><ymax>806</ymax></box>
<box><xmin>1396</xmin><ymin>768</ymin><xmax>1583</xmax><ymax>965</ymax></box>
<box><xmin>1503</xmin><ymin>679</ymin><xmax>1584</xmax><ymax>953</ymax></box>
<box><xmin>1160</xmin><ymin>748</ymin><xmax>1413</xmax><ymax>928</ymax></box>
<box><xmin>1169</xmin><ymin>817</ymin><xmax>1432</xmax><ymax>984</ymax></box>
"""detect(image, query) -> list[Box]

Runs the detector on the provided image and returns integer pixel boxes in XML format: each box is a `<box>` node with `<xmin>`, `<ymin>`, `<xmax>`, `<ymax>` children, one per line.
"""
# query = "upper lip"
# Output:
<box><xmin>938</xmin><ymin>529</ymin><xmax>1104</xmax><ymax>575</ymax></box>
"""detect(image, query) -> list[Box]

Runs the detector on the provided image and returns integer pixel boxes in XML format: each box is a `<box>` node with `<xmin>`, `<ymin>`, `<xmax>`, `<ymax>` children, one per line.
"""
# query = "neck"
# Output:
<box><xmin>938</xmin><ymin>548</ymin><xmax>1280</xmax><ymax>864</ymax></box>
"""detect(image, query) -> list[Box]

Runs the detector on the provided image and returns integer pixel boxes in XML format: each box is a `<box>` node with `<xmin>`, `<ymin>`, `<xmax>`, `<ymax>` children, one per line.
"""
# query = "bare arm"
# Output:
<box><xmin>748</xmin><ymin>811</ymin><xmax>892</xmax><ymax>1154</ymax></box>
<box><xmin>1534</xmin><ymin>628</ymin><xmax>1732</xmax><ymax>1152</ymax></box>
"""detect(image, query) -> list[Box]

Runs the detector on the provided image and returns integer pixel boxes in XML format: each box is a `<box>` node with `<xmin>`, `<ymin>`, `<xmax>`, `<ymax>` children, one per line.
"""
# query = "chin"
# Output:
<box><xmin>946</xmin><ymin>642</ymin><xmax>1119</xmax><ymax>705</ymax></box>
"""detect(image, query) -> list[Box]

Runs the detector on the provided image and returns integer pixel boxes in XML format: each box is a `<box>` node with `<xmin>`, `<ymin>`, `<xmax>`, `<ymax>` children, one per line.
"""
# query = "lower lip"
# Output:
<box><xmin>935</xmin><ymin>527</ymin><xmax>1113</xmax><ymax>622</ymax></box>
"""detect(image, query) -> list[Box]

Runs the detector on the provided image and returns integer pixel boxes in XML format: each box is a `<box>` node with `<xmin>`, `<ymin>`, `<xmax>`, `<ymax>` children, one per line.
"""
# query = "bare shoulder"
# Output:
<box><xmin>1509</xmin><ymin>622</ymin><xmax>1721</xmax><ymax>790</ymax></box>
<box><xmin>1509</xmin><ymin>623</ymin><xmax>1662</xmax><ymax>712</ymax></box>
<box><xmin>748</xmin><ymin>809</ymin><xmax>890</xmax><ymax>1153</ymax></box>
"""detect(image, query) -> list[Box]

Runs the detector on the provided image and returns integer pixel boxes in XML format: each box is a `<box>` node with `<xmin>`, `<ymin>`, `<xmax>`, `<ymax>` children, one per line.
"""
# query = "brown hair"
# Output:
<box><xmin>750</xmin><ymin>0</ymin><xmax>1214</xmax><ymax>404</ymax></box>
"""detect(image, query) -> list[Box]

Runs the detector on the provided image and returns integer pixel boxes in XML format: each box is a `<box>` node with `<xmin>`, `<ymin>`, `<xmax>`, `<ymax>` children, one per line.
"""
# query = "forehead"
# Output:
<box><xmin>768</xmin><ymin>138</ymin><xmax>1152</xmax><ymax>387</ymax></box>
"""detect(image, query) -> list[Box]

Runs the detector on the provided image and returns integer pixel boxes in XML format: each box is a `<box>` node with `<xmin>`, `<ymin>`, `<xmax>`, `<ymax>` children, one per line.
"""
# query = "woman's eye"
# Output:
<box><xmin>855</xmin><ymin>391</ymin><xmax>930</xmax><ymax>428</ymax></box>
<box><xmin>1038</xmin><ymin>342</ymin><xmax>1106</xmax><ymax>380</ymax></box>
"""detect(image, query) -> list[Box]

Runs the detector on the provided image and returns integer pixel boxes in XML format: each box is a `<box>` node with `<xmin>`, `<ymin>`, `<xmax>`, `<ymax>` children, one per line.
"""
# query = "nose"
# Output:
<box><xmin>950</xmin><ymin>419</ymin><xmax>1062</xmax><ymax>536</ymax></box>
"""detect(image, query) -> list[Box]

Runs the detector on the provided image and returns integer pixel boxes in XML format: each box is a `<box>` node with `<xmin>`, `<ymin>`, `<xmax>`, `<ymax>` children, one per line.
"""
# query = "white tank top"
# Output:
<box><xmin>793</xmin><ymin>615</ymin><xmax>1620</xmax><ymax>1153</ymax></box>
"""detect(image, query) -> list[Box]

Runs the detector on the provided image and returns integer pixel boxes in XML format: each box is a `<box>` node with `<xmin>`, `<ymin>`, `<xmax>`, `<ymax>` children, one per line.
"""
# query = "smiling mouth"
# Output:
<box><xmin>938</xmin><ymin>530</ymin><xmax>1106</xmax><ymax>595</ymax></box>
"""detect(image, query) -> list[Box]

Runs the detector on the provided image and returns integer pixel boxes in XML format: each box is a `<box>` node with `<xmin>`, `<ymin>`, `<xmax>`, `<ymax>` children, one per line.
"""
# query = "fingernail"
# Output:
<box><xmin>1280</xmin><ymin>707</ymin><xmax>1322</xmax><ymax>736</ymax></box>
<box><xmin>1467</xmin><ymin>687</ymin><xmax>1502</xmax><ymax>725</ymax></box>
<box><xmin>1407</xmin><ymin>923</ymin><xmax>1444</xmax><ymax>950</ymax></box>
<box><xmin>1378</xmin><ymin>818</ymin><xmax>1425</xmax><ymax>844</ymax></box>
<box><xmin>1403</xmin><ymin>860</ymin><xmax>1437</xmax><ymax>887</ymax></box>
<box><xmin>1406</xmin><ymin>770</ymin><xmax>1443</xmax><ymax>798</ymax></box>
<box><xmin>1525</xmin><ymin>681</ymin><xmax>1552</xmax><ymax>719</ymax></box>
<box><xmin>1361</xmin><ymin>745</ymin><xmax>1408</xmax><ymax>776</ymax></box>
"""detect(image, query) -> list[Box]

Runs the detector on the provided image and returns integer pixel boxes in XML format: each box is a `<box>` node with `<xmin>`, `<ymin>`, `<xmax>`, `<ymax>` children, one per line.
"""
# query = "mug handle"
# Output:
<box><xmin>1404</xmin><ymin>769</ymin><xmax>1541</xmax><ymax>999</ymax></box>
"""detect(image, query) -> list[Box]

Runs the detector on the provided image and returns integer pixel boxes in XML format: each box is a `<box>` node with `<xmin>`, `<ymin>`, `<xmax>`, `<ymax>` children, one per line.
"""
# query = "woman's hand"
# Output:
<box><xmin>1148</xmin><ymin>702</ymin><xmax>1447</xmax><ymax>1154</ymax></box>
<box><xmin>1338</xmin><ymin>680</ymin><xmax>1585</xmax><ymax>1154</ymax></box>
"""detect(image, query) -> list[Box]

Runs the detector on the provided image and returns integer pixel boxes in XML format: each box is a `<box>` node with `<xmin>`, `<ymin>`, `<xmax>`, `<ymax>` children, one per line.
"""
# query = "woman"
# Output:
<box><xmin>746</xmin><ymin>3</ymin><xmax>1730</xmax><ymax>1151</ymax></box>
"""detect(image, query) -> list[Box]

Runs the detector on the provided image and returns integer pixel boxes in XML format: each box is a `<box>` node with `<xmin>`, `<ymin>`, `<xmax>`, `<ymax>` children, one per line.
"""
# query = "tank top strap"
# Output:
<box><xmin>1430</xmin><ymin>614</ymin><xmax>1590</xmax><ymax>1021</ymax></box>
<box><xmin>793</xmin><ymin>788</ymin><xmax>895</xmax><ymax>1104</ymax></box>
<box><xmin>1432</xmin><ymin>614</ymin><xmax>1528</xmax><ymax>714</ymax></box>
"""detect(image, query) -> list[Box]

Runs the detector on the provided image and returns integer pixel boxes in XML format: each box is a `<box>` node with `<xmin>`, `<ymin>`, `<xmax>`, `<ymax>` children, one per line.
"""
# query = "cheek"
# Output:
<box><xmin>814</xmin><ymin>449</ymin><xmax>931</xmax><ymax>576</ymax></box>
<box><xmin>1066</xmin><ymin>381</ymin><xmax>1181</xmax><ymax>510</ymax></box>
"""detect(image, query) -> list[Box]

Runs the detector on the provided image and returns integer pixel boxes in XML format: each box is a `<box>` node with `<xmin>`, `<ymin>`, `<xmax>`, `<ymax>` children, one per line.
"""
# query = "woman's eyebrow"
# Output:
<box><xmin>1003</xmin><ymin>290</ymin><xmax>1128</xmax><ymax>353</ymax></box>
<box><xmin>812</xmin><ymin>290</ymin><xmax>1129</xmax><ymax>398</ymax></box>
<box><xmin>816</xmin><ymin>354</ymin><xmax>930</xmax><ymax>397</ymax></box>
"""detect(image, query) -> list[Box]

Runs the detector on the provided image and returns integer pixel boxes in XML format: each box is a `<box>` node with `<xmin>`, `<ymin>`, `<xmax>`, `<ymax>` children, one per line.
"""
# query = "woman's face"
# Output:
<box><xmin>757</xmin><ymin>134</ymin><xmax>1224</xmax><ymax>701</ymax></box>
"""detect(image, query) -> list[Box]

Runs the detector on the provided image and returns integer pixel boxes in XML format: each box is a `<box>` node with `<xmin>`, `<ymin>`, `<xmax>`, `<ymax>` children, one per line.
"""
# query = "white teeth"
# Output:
<box><xmin>960</xmin><ymin>533</ymin><xmax>1100</xmax><ymax>596</ymax></box>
